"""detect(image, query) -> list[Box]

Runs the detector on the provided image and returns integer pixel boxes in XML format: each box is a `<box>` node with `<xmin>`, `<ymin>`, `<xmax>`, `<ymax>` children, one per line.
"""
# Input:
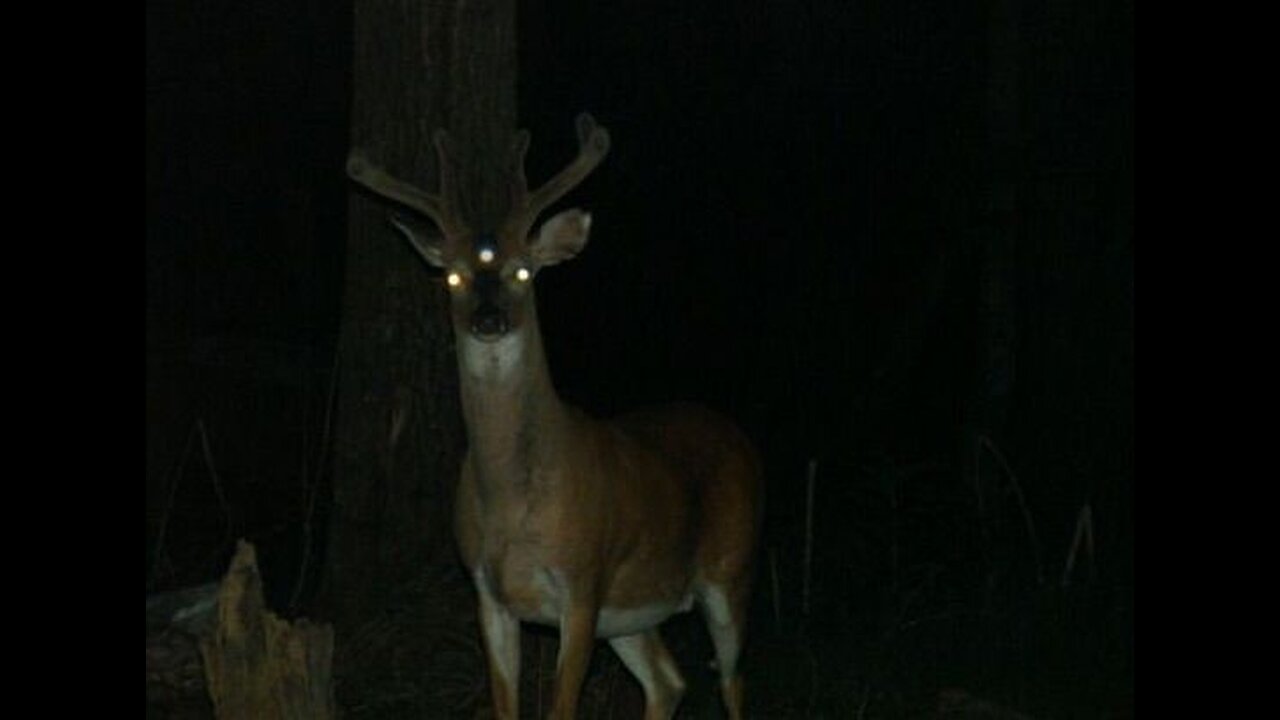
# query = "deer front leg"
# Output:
<box><xmin>547</xmin><ymin>600</ymin><xmax>599</xmax><ymax>719</ymax></box>
<box><xmin>477</xmin><ymin>581</ymin><xmax>521</xmax><ymax>719</ymax></box>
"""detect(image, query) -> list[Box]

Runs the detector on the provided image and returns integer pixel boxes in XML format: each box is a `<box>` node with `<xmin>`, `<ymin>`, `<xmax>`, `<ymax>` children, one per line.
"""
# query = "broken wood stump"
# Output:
<box><xmin>147</xmin><ymin>540</ymin><xmax>334</xmax><ymax>719</ymax></box>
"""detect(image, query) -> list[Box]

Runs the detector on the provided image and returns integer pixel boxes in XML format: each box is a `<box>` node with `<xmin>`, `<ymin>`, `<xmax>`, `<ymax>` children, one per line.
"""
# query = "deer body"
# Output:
<box><xmin>348</xmin><ymin>115</ymin><xmax>761</xmax><ymax>720</ymax></box>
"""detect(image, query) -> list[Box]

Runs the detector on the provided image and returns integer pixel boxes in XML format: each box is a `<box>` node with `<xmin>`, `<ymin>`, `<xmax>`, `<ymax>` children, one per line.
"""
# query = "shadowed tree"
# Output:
<box><xmin>322</xmin><ymin>0</ymin><xmax>517</xmax><ymax>632</ymax></box>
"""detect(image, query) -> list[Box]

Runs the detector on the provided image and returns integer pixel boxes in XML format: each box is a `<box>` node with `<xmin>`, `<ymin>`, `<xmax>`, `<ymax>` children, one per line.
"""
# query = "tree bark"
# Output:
<box><xmin>323</xmin><ymin>0</ymin><xmax>516</xmax><ymax>631</ymax></box>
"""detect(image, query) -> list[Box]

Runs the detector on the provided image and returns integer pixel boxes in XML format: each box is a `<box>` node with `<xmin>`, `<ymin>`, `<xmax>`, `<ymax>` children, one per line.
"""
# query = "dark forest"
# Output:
<box><xmin>147</xmin><ymin>0</ymin><xmax>1132</xmax><ymax>716</ymax></box>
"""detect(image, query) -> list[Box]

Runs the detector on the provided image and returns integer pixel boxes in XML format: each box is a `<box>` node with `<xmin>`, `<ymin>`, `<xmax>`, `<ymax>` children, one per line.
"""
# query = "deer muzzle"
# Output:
<box><xmin>469</xmin><ymin>270</ymin><xmax>510</xmax><ymax>340</ymax></box>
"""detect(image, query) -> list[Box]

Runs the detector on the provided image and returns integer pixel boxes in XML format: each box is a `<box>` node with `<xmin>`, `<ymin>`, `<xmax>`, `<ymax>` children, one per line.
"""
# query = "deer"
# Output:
<box><xmin>346</xmin><ymin>113</ymin><xmax>763</xmax><ymax>720</ymax></box>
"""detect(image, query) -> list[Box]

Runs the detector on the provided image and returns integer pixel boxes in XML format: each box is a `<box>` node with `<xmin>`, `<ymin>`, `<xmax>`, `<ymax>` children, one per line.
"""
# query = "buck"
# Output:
<box><xmin>346</xmin><ymin>114</ymin><xmax>762</xmax><ymax>719</ymax></box>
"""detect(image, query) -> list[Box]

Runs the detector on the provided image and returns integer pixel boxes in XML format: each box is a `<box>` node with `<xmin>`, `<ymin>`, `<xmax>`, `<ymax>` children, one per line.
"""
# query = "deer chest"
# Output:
<box><xmin>478</xmin><ymin>539</ymin><xmax>568</xmax><ymax>625</ymax></box>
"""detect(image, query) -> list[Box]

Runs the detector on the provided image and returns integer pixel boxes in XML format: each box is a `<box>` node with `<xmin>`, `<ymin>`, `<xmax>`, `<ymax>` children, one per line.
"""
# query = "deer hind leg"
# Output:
<box><xmin>608</xmin><ymin>630</ymin><xmax>687</xmax><ymax>720</ymax></box>
<box><xmin>698</xmin><ymin>582</ymin><xmax>748</xmax><ymax>720</ymax></box>
<box><xmin>476</xmin><ymin>581</ymin><xmax>521</xmax><ymax>719</ymax></box>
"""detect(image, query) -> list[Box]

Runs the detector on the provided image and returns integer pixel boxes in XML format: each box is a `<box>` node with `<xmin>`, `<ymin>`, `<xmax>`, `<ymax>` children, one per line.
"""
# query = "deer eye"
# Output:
<box><xmin>447</xmin><ymin>271</ymin><xmax>464</xmax><ymax>289</ymax></box>
<box><xmin>514</xmin><ymin>266</ymin><xmax>532</xmax><ymax>283</ymax></box>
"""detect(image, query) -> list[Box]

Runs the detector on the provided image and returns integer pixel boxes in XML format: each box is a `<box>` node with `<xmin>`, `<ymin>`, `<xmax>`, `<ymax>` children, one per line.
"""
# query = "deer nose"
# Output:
<box><xmin>471</xmin><ymin>309</ymin><xmax>509</xmax><ymax>339</ymax></box>
<box><xmin>469</xmin><ymin>270</ymin><xmax>509</xmax><ymax>339</ymax></box>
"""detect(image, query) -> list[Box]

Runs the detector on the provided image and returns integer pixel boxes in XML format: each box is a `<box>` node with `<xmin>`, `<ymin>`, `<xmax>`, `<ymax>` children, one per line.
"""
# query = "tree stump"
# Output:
<box><xmin>199</xmin><ymin>540</ymin><xmax>335</xmax><ymax>719</ymax></box>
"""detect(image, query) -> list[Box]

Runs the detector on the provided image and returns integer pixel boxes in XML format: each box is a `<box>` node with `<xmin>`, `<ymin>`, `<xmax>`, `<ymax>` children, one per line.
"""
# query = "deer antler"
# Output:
<box><xmin>506</xmin><ymin>113</ymin><xmax>611</xmax><ymax>237</ymax></box>
<box><xmin>346</xmin><ymin>129</ymin><xmax>467</xmax><ymax>237</ymax></box>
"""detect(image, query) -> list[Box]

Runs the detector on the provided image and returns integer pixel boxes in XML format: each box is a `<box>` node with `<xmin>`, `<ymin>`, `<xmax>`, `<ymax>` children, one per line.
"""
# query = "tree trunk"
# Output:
<box><xmin>323</xmin><ymin>0</ymin><xmax>516</xmax><ymax>630</ymax></box>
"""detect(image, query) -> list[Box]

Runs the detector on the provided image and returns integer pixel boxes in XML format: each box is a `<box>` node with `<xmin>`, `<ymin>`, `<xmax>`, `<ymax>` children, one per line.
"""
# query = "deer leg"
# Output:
<box><xmin>699</xmin><ymin>582</ymin><xmax>748</xmax><ymax>720</ymax></box>
<box><xmin>477</xmin><ymin>583</ymin><xmax>521</xmax><ymax>719</ymax></box>
<box><xmin>608</xmin><ymin>630</ymin><xmax>687</xmax><ymax>720</ymax></box>
<box><xmin>547</xmin><ymin>601</ymin><xmax>599</xmax><ymax>719</ymax></box>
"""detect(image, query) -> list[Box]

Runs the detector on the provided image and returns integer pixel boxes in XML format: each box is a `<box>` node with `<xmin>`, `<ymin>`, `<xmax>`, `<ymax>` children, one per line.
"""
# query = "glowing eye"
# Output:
<box><xmin>447</xmin><ymin>272</ymin><xmax>463</xmax><ymax>288</ymax></box>
<box><xmin>515</xmin><ymin>267</ymin><xmax>532</xmax><ymax>282</ymax></box>
<box><xmin>478</xmin><ymin>248</ymin><xmax>495</xmax><ymax>264</ymax></box>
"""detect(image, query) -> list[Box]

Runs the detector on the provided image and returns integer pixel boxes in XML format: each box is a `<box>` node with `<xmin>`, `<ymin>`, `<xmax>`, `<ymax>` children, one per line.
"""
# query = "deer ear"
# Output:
<box><xmin>390</xmin><ymin>214</ymin><xmax>447</xmax><ymax>268</ymax></box>
<box><xmin>530</xmin><ymin>209</ymin><xmax>592</xmax><ymax>266</ymax></box>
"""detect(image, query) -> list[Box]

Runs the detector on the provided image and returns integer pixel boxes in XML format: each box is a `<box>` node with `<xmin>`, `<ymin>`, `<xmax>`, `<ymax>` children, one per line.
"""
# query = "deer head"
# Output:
<box><xmin>346</xmin><ymin>113</ymin><xmax>611</xmax><ymax>343</ymax></box>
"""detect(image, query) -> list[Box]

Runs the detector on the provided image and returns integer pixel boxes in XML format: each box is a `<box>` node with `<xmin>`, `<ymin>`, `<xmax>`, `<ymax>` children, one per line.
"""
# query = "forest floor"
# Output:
<box><xmin>148</xmin><ymin>352</ymin><xmax>1132</xmax><ymax>719</ymax></box>
<box><xmin>332</xmin><ymin>558</ymin><xmax>1132</xmax><ymax>719</ymax></box>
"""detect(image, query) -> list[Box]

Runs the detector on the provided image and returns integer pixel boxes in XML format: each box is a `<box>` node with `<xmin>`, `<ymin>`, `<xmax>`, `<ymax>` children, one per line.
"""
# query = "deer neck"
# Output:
<box><xmin>455</xmin><ymin>300</ymin><xmax>569</xmax><ymax>497</ymax></box>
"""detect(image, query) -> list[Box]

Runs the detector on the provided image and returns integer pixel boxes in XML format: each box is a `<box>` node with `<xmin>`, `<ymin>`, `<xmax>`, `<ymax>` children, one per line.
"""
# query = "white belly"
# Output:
<box><xmin>480</xmin><ymin>566</ymin><xmax>694</xmax><ymax>638</ymax></box>
<box><xmin>594</xmin><ymin>595</ymin><xmax>694</xmax><ymax>637</ymax></box>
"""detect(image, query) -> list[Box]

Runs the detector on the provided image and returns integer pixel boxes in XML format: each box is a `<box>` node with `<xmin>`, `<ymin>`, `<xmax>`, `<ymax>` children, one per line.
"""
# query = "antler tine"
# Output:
<box><xmin>507</xmin><ymin>113</ymin><xmax>610</xmax><ymax>234</ymax></box>
<box><xmin>346</xmin><ymin>130</ymin><xmax>466</xmax><ymax>235</ymax></box>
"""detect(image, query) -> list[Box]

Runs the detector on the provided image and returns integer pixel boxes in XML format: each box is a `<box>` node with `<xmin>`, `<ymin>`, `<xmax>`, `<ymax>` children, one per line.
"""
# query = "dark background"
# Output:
<box><xmin>147</xmin><ymin>0</ymin><xmax>1132</xmax><ymax>715</ymax></box>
